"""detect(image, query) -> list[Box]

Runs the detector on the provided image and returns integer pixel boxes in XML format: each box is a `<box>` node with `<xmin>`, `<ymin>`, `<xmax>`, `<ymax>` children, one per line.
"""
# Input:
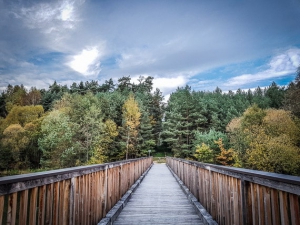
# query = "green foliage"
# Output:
<box><xmin>194</xmin><ymin>143</ymin><xmax>214</xmax><ymax>163</ymax></box>
<box><xmin>1</xmin><ymin>76</ymin><xmax>296</xmax><ymax>176</ymax></box>
<box><xmin>193</xmin><ymin>129</ymin><xmax>229</xmax><ymax>158</ymax></box>
<box><xmin>283</xmin><ymin>69</ymin><xmax>300</xmax><ymax>118</ymax></box>
<box><xmin>39</xmin><ymin>110</ymin><xmax>79</xmax><ymax>168</ymax></box>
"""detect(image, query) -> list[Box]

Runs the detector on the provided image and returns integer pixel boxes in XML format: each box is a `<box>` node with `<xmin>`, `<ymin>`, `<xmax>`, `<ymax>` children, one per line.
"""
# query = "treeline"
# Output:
<box><xmin>0</xmin><ymin>71</ymin><xmax>300</xmax><ymax>175</ymax></box>
<box><xmin>0</xmin><ymin>76</ymin><xmax>164</xmax><ymax>171</ymax></box>
<box><xmin>162</xmin><ymin>71</ymin><xmax>300</xmax><ymax>175</ymax></box>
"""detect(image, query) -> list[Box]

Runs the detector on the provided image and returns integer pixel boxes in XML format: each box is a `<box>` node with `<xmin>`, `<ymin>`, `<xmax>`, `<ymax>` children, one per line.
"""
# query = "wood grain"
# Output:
<box><xmin>114</xmin><ymin>164</ymin><xmax>204</xmax><ymax>225</ymax></box>
<box><xmin>19</xmin><ymin>190</ymin><xmax>28</xmax><ymax>225</ymax></box>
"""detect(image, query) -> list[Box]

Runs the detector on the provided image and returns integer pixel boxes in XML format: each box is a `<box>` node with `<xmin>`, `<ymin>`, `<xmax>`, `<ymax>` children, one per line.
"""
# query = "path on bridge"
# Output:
<box><xmin>113</xmin><ymin>164</ymin><xmax>204</xmax><ymax>225</ymax></box>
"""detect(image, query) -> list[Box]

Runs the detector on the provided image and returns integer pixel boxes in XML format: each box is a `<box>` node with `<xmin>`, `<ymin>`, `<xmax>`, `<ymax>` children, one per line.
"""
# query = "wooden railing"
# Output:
<box><xmin>167</xmin><ymin>157</ymin><xmax>300</xmax><ymax>225</ymax></box>
<box><xmin>0</xmin><ymin>157</ymin><xmax>152</xmax><ymax>225</ymax></box>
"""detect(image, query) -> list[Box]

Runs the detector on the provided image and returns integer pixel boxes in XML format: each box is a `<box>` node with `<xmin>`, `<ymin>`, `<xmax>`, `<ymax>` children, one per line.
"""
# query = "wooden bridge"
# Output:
<box><xmin>0</xmin><ymin>157</ymin><xmax>299</xmax><ymax>225</ymax></box>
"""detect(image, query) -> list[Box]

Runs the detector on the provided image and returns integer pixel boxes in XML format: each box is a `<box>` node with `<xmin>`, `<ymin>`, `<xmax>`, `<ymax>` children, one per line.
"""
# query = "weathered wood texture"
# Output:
<box><xmin>167</xmin><ymin>157</ymin><xmax>300</xmax><ymax>225</ymax></box>
<box><xmin>113</xmin><ymin>164</ymin><xmax>204</xmax><ymax>225</ymax></box>
<box><xmin>0</xmin><ymin>157</ymin><xmax>152</xmax><ymax>225</ymax></box>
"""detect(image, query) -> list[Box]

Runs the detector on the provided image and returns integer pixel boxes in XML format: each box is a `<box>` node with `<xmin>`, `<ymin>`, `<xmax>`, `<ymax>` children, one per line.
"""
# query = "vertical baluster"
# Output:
<box><xmin>7</xmin><ymin>192</ymin><xmax>17</xmax><ymax>225</ymax></box>
<box><xmin>45</xmin><ymin>183</ymin><xmax>53</xmax><ymax>225</ymax></box>
<box><xmin>19</xmin><ymin>190</ymin><xmax>28</xmax><ymax>225</ymax></box>
<box><xmin>38</xmin><ymin>185</ymin><xmax>46</xmax><ymax>225</ymax></box>
<box><xmin>29</xmin><ymin>187</ymin><xmax>38</xmax><ymax>225</ymax></box>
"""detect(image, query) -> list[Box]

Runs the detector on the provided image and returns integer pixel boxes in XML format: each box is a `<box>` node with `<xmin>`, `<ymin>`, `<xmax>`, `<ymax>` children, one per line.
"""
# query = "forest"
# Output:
<box><xmin>0</xmin><ymin>70</ymin><xmax>300</xmax><ymax>176</ymax></box>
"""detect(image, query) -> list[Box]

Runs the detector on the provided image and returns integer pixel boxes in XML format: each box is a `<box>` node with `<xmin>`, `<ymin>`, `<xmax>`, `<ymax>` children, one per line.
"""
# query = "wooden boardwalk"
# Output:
<box><xmin>113</xmin><ymin>164</ymin><xmax>204</xmax><ymax>225</ymax></box>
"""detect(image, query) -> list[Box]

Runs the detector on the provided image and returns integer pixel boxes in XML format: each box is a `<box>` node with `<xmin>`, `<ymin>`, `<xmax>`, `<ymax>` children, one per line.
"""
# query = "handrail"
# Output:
<box><xmin>0</xmin><ymin>157</ymin><xmax>153</xmax><ymax>225</ymax></box>
<box><xmin>0</xmin><ymin>158</ymin><xmax>149</xmax><ymax>194</ymax></box>
<box><xmin>167</xmin><ymin>157</ymin><xmax>300</xmax><ymax>225</ymax></box>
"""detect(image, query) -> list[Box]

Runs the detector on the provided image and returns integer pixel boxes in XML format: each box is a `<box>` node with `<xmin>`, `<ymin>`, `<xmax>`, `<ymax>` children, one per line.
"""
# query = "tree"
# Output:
<box><xmin>265</xmin><ymin>82</ymin><xmax>284</xmax><ymax>109</ymax></box>
<box><xmin>2</xmin><ymin>124</ymin><xmax>29</xmax><ymax>169</ymax></box>
<box><xmin>194</xmin><ymin>143</ymin><xmax>214</xmax><ymax>163</ymax></box>
<box><xmin>121</xmin><ymin>93</ymin><xmax>141</xmax><ymax>159</ymax></box>
<box><xmin>227</xmin><ymin>105</ymin><xmax>300</xmax><ymax>175</ymax></box>
<box><xmin>5</xmin><ymin>84</ymin><xmax>27</xmax><ymax>112</ymax></box>
<box><xmin>89</xmin><ymin>119</ymin><xmax>119</xmax><ymax>164</ymax></box>
<box><xmin>138</xmin><ymin>109</ymin><xmax>155</xmax><ymax>156</ymax></box>
<box><xmin>284</xmin><ymin>68</ymin><xmax>300</xmax><ymax>118</ymax></box>
<box><xmin>24</xmin><ymin>87</ymin><xmax>42</xmax><ymax>105</ymax></box>
<box><xmin>215</xmin><ymin>138</ymin><xmax>235</xmax><ymax>166</ymax></box>
<box><xmin>39</xmin><ymin>110</ymin><xmax>79</xmax><ymax>168</ymax></box>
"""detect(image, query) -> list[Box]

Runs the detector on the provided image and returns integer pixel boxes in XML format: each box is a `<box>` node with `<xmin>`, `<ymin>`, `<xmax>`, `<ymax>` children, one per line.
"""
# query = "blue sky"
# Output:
<box><xmin>1</xmin><ymin>0</ymin><xmax>300</xmax><ymax>98</ymax></box>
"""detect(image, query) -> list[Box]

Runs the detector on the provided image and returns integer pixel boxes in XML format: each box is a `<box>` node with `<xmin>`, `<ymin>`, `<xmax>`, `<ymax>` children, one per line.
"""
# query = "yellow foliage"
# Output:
<box><xmin>2</xmin><ymin>105</ymin><xmax>44</xmax><ymax>128</ymax></box>
<box><xmin>121</xmin><ymin>93</ymin><xmax>141</xmax><ymax>159</ymax></box>
<box><xmin>2</xmin><ymin>124</ymin><xmax>29</xmax><ymax>165</ymax></box>
<box><xmin>215</xmin><ymin>138</ymin><xmax>235</xmax><ymax>166</ymax></box>
<box><xmin>194</xmin><ymin>143</ymin><xmax>214</xmax><ymax>163</ymax></box>
<box><xmin>227</xmin><ymin>105</ymin><xmax>300</xmax><ymax>175</ymax></box>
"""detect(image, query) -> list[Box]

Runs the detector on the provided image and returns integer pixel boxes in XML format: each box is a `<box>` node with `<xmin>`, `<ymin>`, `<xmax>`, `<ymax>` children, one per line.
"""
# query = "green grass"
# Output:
<box><xmin>153</xmin><ymin>157</ymin><xmax>166</xmax><ymax>163</ymax></box>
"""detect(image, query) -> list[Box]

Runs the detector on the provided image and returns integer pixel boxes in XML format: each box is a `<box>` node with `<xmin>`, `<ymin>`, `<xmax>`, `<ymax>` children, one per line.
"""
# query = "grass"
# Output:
<box><xmin>153</xmin><ymin>157</ymin><xmax>167</xmax><ymax>163</ymax></box>
<box><xmin>152</xmin><ymin>152</ymin><xmax>173</xmax><ymax>163</ymax></box>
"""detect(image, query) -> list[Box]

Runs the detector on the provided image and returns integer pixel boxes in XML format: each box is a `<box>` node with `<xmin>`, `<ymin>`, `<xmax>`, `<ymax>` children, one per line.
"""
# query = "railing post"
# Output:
<box><xmin>241</xmin><ymin>179</ymin><xmax>251</xmax><ymax>225</ymax></box>
<box><xmin>69</xmin><ymin>177</ymin><xmax>75</xmax><ymax>225</ymax></box>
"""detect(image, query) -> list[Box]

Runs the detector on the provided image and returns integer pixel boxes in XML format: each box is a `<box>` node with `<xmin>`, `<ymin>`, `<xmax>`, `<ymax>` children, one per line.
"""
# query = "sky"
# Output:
<box><xmin>1</xmin><ymin>0</ymin><xmax>300</xmax><ymax>98</ymax></box>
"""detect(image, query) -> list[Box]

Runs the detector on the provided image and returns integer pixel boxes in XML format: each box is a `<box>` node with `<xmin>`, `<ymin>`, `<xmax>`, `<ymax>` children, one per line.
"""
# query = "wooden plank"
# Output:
<box><xmin>81</xmin><ymin>175</ymin><xmax>85</xmax><ymax>225</ymax></box>
<box><xmin>233</xmin><ymin>178</ymin><xmax>240</xmax><ymax>225</ymax></box>
<box><xmin>113</xmin><ymin>164</ymin><xmax>204</xmax><ymax>225</ymax></box>
<box><xmin>218</xmin><ymin>173</ymin><xmax>223</xmax><ymax>224</ymax></box>
<box><xmin>45</xmin><ymin>183</ymin><xmax>53</xmax><ymax>225</ymax></box>
<box><xmin>59</xmin><ymin>180</ymin><xmax>65</xmax><ymax>225</ymax></box>
<box><xmin>29</xmin><ymin>187</ymin><xmax>38</xmax><ymax>225</ymax></box>
<box><xmin>289</xmin><ymin>194</ymin><xmax>299</xmax><ymax>225</ymax></box>
<box><xmin>279</xmin><ymin>191</ymin><xmax>289</xmax><ymax>225</ymax></box>
<box><xmin>0</xmin><ymin>195</ymin><xmax>4</xmax><ymax>224</ymax></box>
<box><xmin>78</xmin><ymin>176</ymin><xmax>82</xmax><ymax>225</ymax></box>
<box><xmin>63</xmin><ymin>179</ymin><xmax>70</xmax><ymax>225</ymax></box>
<box><xmin>107</xmin><ymin>169</ymin><xmax>112</xmax><ymax>212</ymax></box>
<box><xmin>245</xmin><ymin>180</ymin><xmax>253</xmax><ymax>225</ymax></box>
<box><xmin>251</xmin><ymin>183</ymin><xmax>259</xmax><ymax>225</ymax></box>
<box><xmin>74</xmin><ymin>177</ymin><xmax>80</xmax><ymax>225</ymax></box>
<box><xmin>270</xmin><ymin>189</ymin><xmax>280</xmax><ymax>225</ymax></box>
<box><xmin>52</xmin><ymin>182</ymin><xmax>60</xmax><ymax>225</ymax></box>
<box><xmin>95</xmin><ymin>172</ymin><xmax>100</xmax><ymax>224</ymax></box>
<box><xmin>225</xmin><ymin>175</ymin><xmax>231</xmax><ymax>225</ymax></box>
<box><xmin>69</xmin><ymin>177</ymin><xmax>76</xmax><ymax>225</ymax></box>
<box><xmin>258</xmin><ymin>185</ymin><xmax>265</xmax><ymax>225</ymax></box>
<box><xmin>90</xmin><ymin>173</ymin><xmax>95</xmax><ymax>225</ymax></box>
<box><xmin>38</xmin><ymin>185</ymin><xmax>46</xmax><ymax>225</ymax></box>
<box><xmin>100</xmin><ymin>170</ymin><xmax>105</xmax><ymax>220</ymax></box>
<box><xmin>86</xmin><ymin>174</ymin><xmax>90</xmax><ymax>225</ymax></box>
<box><xmin>263</xmin><ymin>187</ymin><xmax>272</xmax><ymax>225</ymax></box>
<box><xmin>7</xmin><ymin>192</ymin><xmax>17</xmax><ymax>225</ymax></box>
<box><xmin>19</xmin><ymin>190</ymin><xmax>28</xmax><ymax>225</ymax></box>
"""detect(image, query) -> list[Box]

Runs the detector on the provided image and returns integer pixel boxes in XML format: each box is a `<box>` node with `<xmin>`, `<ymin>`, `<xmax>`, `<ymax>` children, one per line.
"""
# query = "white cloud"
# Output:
<box><xmin>153</xmin><ymin>76</ymin><xmax>187</xmax><ymax>94</ymax></box>
<box><xmin>67</xmin><ymin>46</ymin><xmax>101</xmax><ymax>76</ymax></box>
<box><xmin>225</xmin><ymin>48</ymin><xmax>300</xmax><ymax>87</ymax></box>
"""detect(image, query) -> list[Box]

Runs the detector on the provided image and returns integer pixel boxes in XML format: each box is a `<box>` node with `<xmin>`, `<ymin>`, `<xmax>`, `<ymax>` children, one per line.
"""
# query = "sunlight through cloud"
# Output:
<box><xmin>67</xmin><ymin>47</ymin><xmax>101</xmax><ymax>76</ymax></box>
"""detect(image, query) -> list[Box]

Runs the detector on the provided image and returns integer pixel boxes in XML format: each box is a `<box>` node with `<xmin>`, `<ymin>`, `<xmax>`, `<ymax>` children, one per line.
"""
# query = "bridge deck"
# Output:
<box><xmin>113</xmin><ymin>164</ymin><xmax>204</xmax><ymax>225</ymax></box>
